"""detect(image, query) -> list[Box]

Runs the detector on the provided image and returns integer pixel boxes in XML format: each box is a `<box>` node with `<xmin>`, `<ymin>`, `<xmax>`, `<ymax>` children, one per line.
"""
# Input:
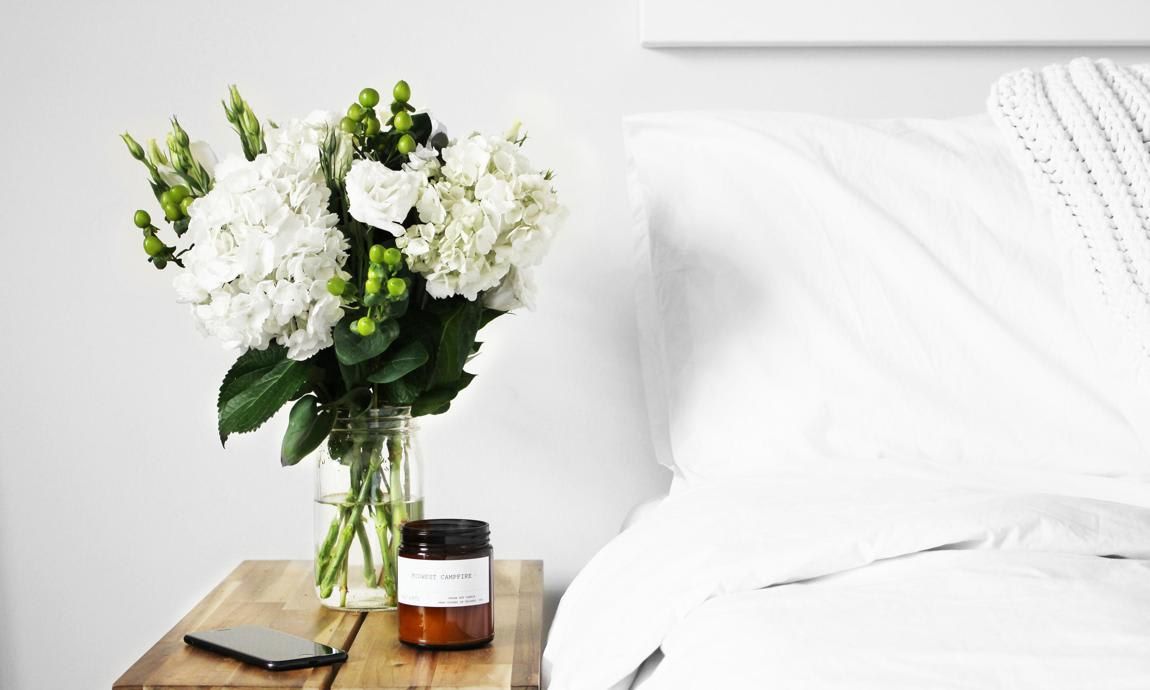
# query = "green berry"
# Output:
<box><xmin>368</xmin><ymin>265</ymin><xmax>386</xmax><ymax>282</ymax></box>
<box><xmin>169</xmin><ymin>185</ymin><xmax>191</xmax><ymax>202</ymax></box>
<box><xmin>326</xmin><ymin>276</ymin><xmax>347</xmax><ymax>296</ymax></box>
<box><xmin>346</xmin><ymin>103</ymin><xmax>365</xmax><ymax>122</ymax></box>
<box><xmin>180</xmin><ymin>197</ymin><xmax>194</xmax><ymax>216</ymax></box>
<box><xmin>386</xmin><ymin>277</ymin><xmax>407</xmax><ymax>297</ymax></box>
<box><xmin>393</xmin><ymin>80</ymin><xmax>411</xmax><ymax>103</ymax></box>
<box><xmin>368</xmin><ymin>244</ymin><xmax>386</xmax><ymax>264</ymax></box>
<box><xmin>160</xmin><ymin>190</ymin><xmax>175</xmax><ymax>207</ymax></box>
<box><xmin>355</xmin><ymin>317</ymin><xmax>376</xmax><ymax>336</ymax></box>
<box><xmin>163</xmin><ymin>202</ymin><xmax>182</xmax><ymax>221</ymax></box>
<box><xmin>363</xmin><ymin>117</ymin><xmax>381</xmax><ymax>136</ymax></box>
<box><xmin>396</xmin><ymin>133</ymin><xmax>416</xmax><ymax>155</ymax></box>
<box><xmin>358</xmin><ymin>88</ymin><xmax>380</xmax><ymax>108</ymax></box>
<box><xmin>382</xmin><ymin>247</ymin><xmax>402</xmax><ymax>269</ymax></box>
<box><xmin>392</xmin><ymin>110</ymin><xmax>412</xmax><ymax>132</ymax></box>
<box><xmin>133</xmin><ymin>210</ymin><xmax>151</xmax><ymax>228</ymax></box>
<box><xmin>143</xmin><ymin>235</ymin><xmax>165</xmax><ymax>257</ymax></box>
<box><xmin>365</xmin><ymin>278</ymin><xmax>382</xmax><ymax>295</ymax></box>
<box><xmin>339</xmin><ymin>117</ymin><xmax>357</xmax><ymax>134</ymax></box>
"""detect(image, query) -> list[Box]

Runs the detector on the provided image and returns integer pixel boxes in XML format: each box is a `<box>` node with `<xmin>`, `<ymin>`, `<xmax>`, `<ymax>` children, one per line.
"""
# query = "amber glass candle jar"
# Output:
<box><xmin>397</xmin><ymin>519</ymin><xmax>494</xmax><ymax>649</ymax></box>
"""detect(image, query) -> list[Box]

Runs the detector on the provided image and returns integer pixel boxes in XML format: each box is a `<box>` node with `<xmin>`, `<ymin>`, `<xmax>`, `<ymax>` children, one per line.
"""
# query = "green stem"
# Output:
<box><xmin>355</xmin><ymin>520</ymin><xmax>376</xmax><ymax>585</ymax></box>
<box><xmin>317</xmin><ymin>451</ymin><xmax>380</xmax><ymax>598</ymax></box>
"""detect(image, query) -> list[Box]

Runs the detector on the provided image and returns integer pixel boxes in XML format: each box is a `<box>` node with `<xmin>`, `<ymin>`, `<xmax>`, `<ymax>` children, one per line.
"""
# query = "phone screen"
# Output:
<box><xmin>185</xmin><ymin>626</ymin><xmax>343</xmax><ymax>664</ymax></box>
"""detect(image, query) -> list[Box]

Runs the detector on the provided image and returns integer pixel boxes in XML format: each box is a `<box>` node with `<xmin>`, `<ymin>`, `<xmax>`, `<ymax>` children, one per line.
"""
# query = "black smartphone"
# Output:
<box><xmin>184</xmin><ymin>626</ymin><xmax>347</xmax><ymax>671</ymax></box>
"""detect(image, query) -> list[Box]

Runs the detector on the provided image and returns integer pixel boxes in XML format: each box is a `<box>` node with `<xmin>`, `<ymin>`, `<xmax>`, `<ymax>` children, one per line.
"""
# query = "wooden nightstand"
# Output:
<box><xmin>113</xmin><ymin>559</ymin><xmax>542</xmax><ymax>690</ymax></box>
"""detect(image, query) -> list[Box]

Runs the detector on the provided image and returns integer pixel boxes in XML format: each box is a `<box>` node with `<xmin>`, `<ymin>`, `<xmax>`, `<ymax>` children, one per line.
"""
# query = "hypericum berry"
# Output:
<box><xmin>363</xmin><ymin>117</ymin><xmax>381</xmax><ymax>136</ymax></box>
<box><xmin>368</xmin><ymin>244</ymin><xmax>386</xmax><ymax>264</ymax></box>
<box><xmin>355</xmin><ymin>317</ymin><xmax>377</xmax><ymax>336</ymax></box>
<box><xmin>143</xmin><ymin>235</ymin><xmax>165</xmax><ymax>257</ymax></box>
<box><xmin>179</xmin><ymin>197</ymin><xmax>194</xmax><ymax>216</ymax></box>
<box><xmin>393</xmin><ymin>80</ymin><xmax>411</xmax><ymax>103</ymax></box>
<box><xmin>365</xmin><ymin>278</ymin><xmax>382</xmax><ymax>295</ymax></box>
<box><xmin>326</xmin><ymin>276</ymin><xmax>347</xmax><ymax>296</ymax></box>
<box><xmin>339</xmin><ymin>117</ymin><xmax>357</xmax><ymax>134</ymax></box>
<box><xmin>163</xmin><ymin>202</ymin><xmax>182</xmax><ymax>221</ymax></box>
<box><xmin>358</xmin><ymin>88</ymin><xmax>380</xmax><ymax>108</ymax></box>
<box><xmin>396</xmin><ymin>134</ymin><xmax>416</xmax><ymax>155</ymax></box>
<box><xmin>169</xmin><ymin>185</ymin><xmax>191</xmax><ymax>202</ymax></box>
<box><xmin>382</xmin><ymin>247</ymin><xmax>402</xmax><ymax>269</ymax></box>
<box><xmin>160</xmin><ymin>190</ymin><xmax>175</xmax><ymax>207</ymax></box>
<box><xmin>368</xmin><ymin>264</ymin><xmax>386</xmax><ymax>281</ymax></box>
<box><xmin>392</xmin><ymin>110</ymin><xmax>412</xmax><ymax>132</ymax></box>
<box><xmin>346</xmin><ymin>103</ymin><xmax>365</xmax><ymax>122</ymax></box>
<box><xmin>386</xmin><ymin>277</ymin><xmax>407</xmax><ymax>297</ymax></box>
<box><xmin>133</xmin><ymin>210</ymin><xmax>151</xmax><ymax>228</ymax></box>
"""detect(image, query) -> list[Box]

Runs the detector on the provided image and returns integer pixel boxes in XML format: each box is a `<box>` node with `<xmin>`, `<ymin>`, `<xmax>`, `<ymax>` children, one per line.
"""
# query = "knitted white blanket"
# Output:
<box><xmin>989</xmin><ymin>58</ymin><xmax>1150</xmax><ymax>358</ymax></box>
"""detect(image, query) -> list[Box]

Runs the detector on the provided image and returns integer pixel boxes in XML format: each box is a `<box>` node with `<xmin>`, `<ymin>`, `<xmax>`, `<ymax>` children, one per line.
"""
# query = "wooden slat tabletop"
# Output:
<box><xmin>112</xmin><ymin>560</ymin><xmax>543</xmax><ymax>690</ymax></box>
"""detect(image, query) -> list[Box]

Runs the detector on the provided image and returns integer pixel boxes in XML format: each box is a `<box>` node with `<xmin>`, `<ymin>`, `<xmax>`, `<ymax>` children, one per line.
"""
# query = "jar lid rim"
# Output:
<box><xmin>401</xmin><ymin>519</ymin><xmax>490</xmax><ymax>546</ymax></box>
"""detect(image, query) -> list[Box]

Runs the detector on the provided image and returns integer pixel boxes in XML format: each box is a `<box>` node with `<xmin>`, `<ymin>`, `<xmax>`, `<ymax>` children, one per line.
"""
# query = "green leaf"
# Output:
<box><xmin>430</xmin><ymin>300</ymin><xmax>482</xmax><ymax>388</ymax></box>
<box><xmin>218</xmin><ymin>346</ymin><xmax>288</xmax><ymax>409</ymax></box>
<box><xmin>334</xmin><ymin>316</ymin><xmax>399</xmax><ymax>366</ymax></box>
<box><xmin>479</xmin><ymin>307</ymin><xmax>505</xmax><ymax>329</ymax></box>
<box><xmin>379</xmin><ymin>376</ymin><xmax>422</xmax><ymax>405</ymax></box>
<box><xmin>367</xmin><ymin>341</ymin><xmax>429</xmax><ymax>384</ymax></box>
<box><xmin>218</xmin><ymin>358</ymin><xmax>308</xmax><ymax>446</ymax></box>
<box><xmin>280</xmin><ymin>395</ymin><xmax>334</xmax><ymax>466</ymax></box>
<box><xmin>412</xmin><ymin>372</ymin><xmax>475</xmax><ymax>417</ymax></box>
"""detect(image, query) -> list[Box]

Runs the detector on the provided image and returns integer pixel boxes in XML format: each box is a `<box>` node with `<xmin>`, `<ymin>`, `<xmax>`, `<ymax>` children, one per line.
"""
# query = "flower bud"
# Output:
<box><xmin>505</xmin><ymin>120</ymin><xmax>523</xmax><ymax>142</ymax></box>
<box><xmin>147</xmin><ymin>139</ymin><xmax>170</xmax><ymax>167</ymax></box>
<box><xmin>121</xmin><ymin>133</ymin><xmax>146</xmax><ymax>161</ymax></box>
<box><xmin>241</xmin><ymin>108</ymin><xmax>260</xmax><ymax>134</ymax></box>
<box><xmin>172</xmin><ymin>119</ymin><xmax>190</xmax><ymax>147</ymax></box>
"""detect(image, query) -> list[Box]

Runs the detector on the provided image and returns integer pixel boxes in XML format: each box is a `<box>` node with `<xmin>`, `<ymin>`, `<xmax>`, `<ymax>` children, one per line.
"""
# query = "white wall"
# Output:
<box><xmin>0</xmin><ymin>1</ymin><xmax>1147</xmax><ymax>687</ymax></box>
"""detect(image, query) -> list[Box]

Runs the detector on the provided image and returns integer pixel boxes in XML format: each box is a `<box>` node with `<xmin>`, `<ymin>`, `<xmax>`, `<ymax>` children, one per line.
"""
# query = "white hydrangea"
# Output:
<box><xmin>395</xmin><ymin>133</ymin><xmax>563</xmax><ymax>307</ymax></box>
<box><xmin>173</xmin><ymin>113</ymin><xmax>350</xmax><ymax>361</ymax></box>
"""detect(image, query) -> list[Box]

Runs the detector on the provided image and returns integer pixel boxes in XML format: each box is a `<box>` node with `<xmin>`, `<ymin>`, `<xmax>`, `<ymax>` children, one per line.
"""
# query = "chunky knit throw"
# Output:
<box><xmin>990</xmin><ymin>58</ymin><xmax>1150</xmax><ymax>358</ymax></box>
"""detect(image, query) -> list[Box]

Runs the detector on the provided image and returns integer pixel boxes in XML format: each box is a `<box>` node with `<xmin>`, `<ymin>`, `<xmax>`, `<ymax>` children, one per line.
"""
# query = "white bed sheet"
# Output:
<box><xmin>543</xmin><ymin>467</ymin><xmax>1150</xmax><ymax>690</ymax></box>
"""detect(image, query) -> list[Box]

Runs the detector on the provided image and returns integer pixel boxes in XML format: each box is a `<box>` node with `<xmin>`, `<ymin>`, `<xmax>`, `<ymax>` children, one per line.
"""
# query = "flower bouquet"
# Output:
<box><xmin>120</xmin><ymin>82</ymin><xmax>562</xmax><ymax>609</ymax></box>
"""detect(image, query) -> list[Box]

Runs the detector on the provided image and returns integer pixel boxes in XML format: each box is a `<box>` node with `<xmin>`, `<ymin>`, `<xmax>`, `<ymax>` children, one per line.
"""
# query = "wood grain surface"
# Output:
<box><xmin>112</xmin><ymin>560</ymin><xmax>542</xmax><ymax>690</ymax></box>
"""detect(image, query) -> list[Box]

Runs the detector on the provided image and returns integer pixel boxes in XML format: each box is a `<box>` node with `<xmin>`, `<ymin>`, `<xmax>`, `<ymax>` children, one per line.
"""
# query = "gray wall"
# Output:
<box><xmin>1</xmin><ymin>1</ymin><xmax>1146</xmax><ymax>687</ymax></box>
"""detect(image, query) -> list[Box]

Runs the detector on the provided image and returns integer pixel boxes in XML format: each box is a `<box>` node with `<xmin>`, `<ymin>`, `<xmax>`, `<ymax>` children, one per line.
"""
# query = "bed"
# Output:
<box><xmin>543</xmin><ymin>60</ymin><xmax>1150</xmax><ymax>690</ymax></box>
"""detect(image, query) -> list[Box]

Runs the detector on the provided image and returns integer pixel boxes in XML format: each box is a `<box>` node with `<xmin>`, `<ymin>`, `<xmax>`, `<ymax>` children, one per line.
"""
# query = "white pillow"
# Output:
<box><xmin>625</xmin><ymin>111</ymin><xmax>1149</xmax><ymax>483</ymax></box>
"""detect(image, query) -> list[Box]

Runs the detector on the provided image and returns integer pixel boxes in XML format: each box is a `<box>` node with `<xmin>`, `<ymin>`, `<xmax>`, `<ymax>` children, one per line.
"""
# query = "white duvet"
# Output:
<box><xmin>543</xmin><ymin>468</ymin><xmax>1150</xmax><ymax>689</ymax></box>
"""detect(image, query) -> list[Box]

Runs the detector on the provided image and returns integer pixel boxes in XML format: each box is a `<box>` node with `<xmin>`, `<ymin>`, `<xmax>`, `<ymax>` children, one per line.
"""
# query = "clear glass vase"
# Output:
<box><xmin>313</xmin><ymin>406</ymin><xmax>424</xmax><ymax>611</ymax></box>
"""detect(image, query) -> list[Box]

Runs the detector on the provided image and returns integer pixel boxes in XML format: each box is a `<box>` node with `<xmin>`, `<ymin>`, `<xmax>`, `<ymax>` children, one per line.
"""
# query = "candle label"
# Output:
<box><xmin>397</xmin><ymin>556</ymin><xmax>491</xmax><ymax>607</ymax></box>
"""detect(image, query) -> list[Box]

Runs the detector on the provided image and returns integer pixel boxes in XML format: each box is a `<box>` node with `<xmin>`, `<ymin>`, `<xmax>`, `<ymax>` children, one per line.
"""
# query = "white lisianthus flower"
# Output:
<box><xmin>395</xmin><ymin>132</ymin><xmax>563</xmax><ymax>307</ymax></box>
<box><xmin>482</xmin><ymin>266</ymin><xmax>536</xmax><ymax>312</ymax></box>
<box><xmin>173</xmin><ymin>114</ymin><xmax>350</xmax><ymax>361</ymax></box>
<box><xmin>345</xmin><ymin>160</ymin><xmax>421</xmax><ymax>236</ymax></box>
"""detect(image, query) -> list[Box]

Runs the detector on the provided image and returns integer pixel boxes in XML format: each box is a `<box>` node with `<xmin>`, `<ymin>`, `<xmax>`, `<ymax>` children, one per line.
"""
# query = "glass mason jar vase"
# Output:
<box><xmin>313</xmin><ymin>406</ymin><xmax>424</xmax><ymax>611</ymax></box>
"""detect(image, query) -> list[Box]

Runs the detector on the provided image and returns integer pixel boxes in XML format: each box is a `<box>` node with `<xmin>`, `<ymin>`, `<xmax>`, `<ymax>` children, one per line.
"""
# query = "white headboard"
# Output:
<box><xmin>641</xmin><ymin>0</ymin><xmax>1150</xmax><ymax>47</ymax></box>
